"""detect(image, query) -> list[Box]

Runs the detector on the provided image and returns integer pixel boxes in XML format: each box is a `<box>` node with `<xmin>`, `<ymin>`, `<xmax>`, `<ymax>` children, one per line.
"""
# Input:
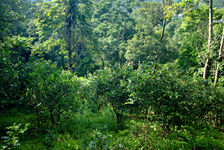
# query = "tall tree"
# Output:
<box><xmin>161</xmin><ymin>0</ymin><xmax>171</xmax><ymax>41</ymax></box>
<box><xmin>203</xmin><ymin>0</ymin><xmax>213</xmax><ymax>79</ymax></box>
<box><xmin>92</xmin><ymin>0</ymin><xmax>141</xmax><ymax>67</ymax></box>
<box><xmin>65</xmin><ymin>0</ymin><xmax>75</xmax><ymax>70</ymax></box>
<box><xmin>64</xmin><ymin>0</ymin><xmax>94</xmax><ymax>73</ymax></box>
<box><xmin>31</xmin><ymin>0</ymin><xmax>96</xmax><ymax>75</ymax></box>
<box><xmin>125</xmin><ymin>1</ymin><xmax>176</xmax><ymax>65</ymax></box>
<box><xmin>31</xmin><ymin>1</ymin><xmax>66</xmax><ymax>68</ymax></box>
<box><xmin>0</xmin><ymin>0</ymin><xmax>31</xmax><ymax>40</ymax></box>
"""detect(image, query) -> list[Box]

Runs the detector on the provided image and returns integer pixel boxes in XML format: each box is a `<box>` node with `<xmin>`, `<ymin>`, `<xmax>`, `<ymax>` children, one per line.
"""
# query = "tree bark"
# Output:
<box><xmin>115</xmin><ymin>111</ymin><xmax>123</xmax><ymax>123</ymax></box>
<box><xmin>214</xmin><ymin>27</ymin><xmax>224</xmax><ymax>85</ymax></box>
<box><xmin>161</xmin><ymin>0</ymin><xmax>167</xmax><ymax>41</ymax></box>
<box><xmin>101</xmin><ymin>57</ymin><xmax>105</xmax><ymax>70</ymax></box>
<box><xmin>65</xmin><ymin>0</ymin><xmax>76</xmax><ymax>71</ymax></box>
<box><xmin>218</xmin><ymin>27</ymin><xmax>224</xmax><ymax>60</ymax></box>
<box><xmin>66</xmin><ymin>19</ymin><xmax>72</xmax><ymax>70</ymax></box>
<box><xmin>61</xmin><ymin>54</ymin><xmax>65</xmax><ymax>69</ymax></box>
<box><xmin>203</xmin><ymin>0</ymin><xmax>213</xmax><ymax>79</ymax></box>
<box><xmin>161</xmin><ymin>19</ymin><xmax>166</xmax><ymax>41</ymax></box>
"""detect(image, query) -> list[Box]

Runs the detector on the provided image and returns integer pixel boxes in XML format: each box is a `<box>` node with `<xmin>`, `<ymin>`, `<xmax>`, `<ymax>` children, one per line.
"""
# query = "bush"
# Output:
<box><xmin>27</xmin><ymin>60</ymin><xmax>81</xmax><ymax>126</ymax></box>
<box><xmin>92</xmin><ymin>65</ymin><xmax>133</xmax><ymax>123</ymax></box>
<box><xmin>0</xmin><ymin>36</ymin><xmax>32</xmax><ymax>110</ymax></box>
<box><xmin>1</xmin><ymin>123</ymin><xmax>30</xmax><ymax>150</ymax></box>
<box><xmin>129</xmin><ymin>64</ymin><xmax>214</xmax><ymax>128</ymax></box>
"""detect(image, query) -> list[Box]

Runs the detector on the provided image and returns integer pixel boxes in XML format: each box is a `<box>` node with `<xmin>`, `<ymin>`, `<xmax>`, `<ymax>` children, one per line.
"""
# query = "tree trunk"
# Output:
<box><xmin>66</xmin><ymin>0</ymin><xmax>75</xmax><ymax>71</ymax></box>
<box><xmin>161</xmin><ymin>0</ymin><xmax>167</xmax><ymax>41</ymax></box>
<box><xmin>97</xmin><ymin>103</ymin><xmax>103</xmax><ymax>113</ymax></box>
<box><xmin>67</xmin><ymin>21</ymin><xmax>72</xmax><ymax>70</ymax></box>
<box><xmin>161</xmin><ymin>19</ymin><xmax>166</xmax><ymax>41</ymax></box>
<box><xmin>61</xmin><ymin>54</ymin><xmax>65</xmax><ymax>69</ymax></box>
<box><xmin>214</xmin><ymin>27</ymin><xmax>224</xmax><ymax>85</ymax></box>
<box><xmin>214</xmin><ymin>63</ymin><xmax>219</xmax><ymax>85</ymax></box>
<box><xmin>115</xmin><ymin>111</ymin><xmax>123</xmax><ymax>123</ymax></box>
<box><xmin>49</xmin><ymin>107</ymin><xmax>55</xmax><ymax>125</ymax></box>
<box><xmin>112</xmin><ymin>106</ymin><xmax>123</xmax><ymax>123</ymax></box>
<box><xmin>145</xmin><ymin>108</ymin><xmax>148</xmax><ymax>119</ymax></box>
<box><xmin>218</xmin><ymin>27</ymin><xmax>224</xmax><ymax>60</ymax></box>
<box><xmin>101</xmin><ymin>57</ymin><xmax>105</xmax><ymax>70</ymax></box>
<box><xmin>203</xmin><ymin>0</ymin><xmax>213</xmax><ymax>79</ymax></box>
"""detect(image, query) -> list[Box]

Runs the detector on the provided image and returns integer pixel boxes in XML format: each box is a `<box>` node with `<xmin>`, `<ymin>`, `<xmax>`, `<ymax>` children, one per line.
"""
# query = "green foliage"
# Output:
<box><xmin>1</xmin><ymin>123</ymin><xmax>30</xmax><ymax>150</ymax></box>
<box><xmin>0</xmin><ymin>36</ymin><xmax>32</xmax><ymax>109</ymax></box>
<box><xmin>168</xmin><ymin>126</ymin><xmax>224</xmax><ymax>149</ymax></box>
<box><xmin>0</xmin><ymin>0</ymin><xmax>30</xmax><ymax>40</ymax></box>
<box><xmin>174</xmin><ymin>4</ymin><xmax>224</xmax><ymax>76</ymax></box>
<box><xmin>29</xmin><ymin>0</ymin><xmax>98</xmax><ymax>75</ymax></box>
<box><xmin>27</xmin><ymin>60</ymin><xmax>81</xmax><ymax>126</ymax></box>
<box><xmin>92</xmin><ymin>65</ymin><xmax>133</xmax><ymax>123</ymax></box>
<box><xmin>83</xmin><ymin>130</ymin><xmax>113</xmax><ymax>150</ymax></box>
<box><xmin>125</xmin><ymin>2</ymin><xmax>177</xmax><ymax>65</ymax></box>
<box><xmin>129</xmin><ymin>64</ymin><xmax>216</xmax><ymax>128</ymax></box>
<box><xmin>52</xmin><ymin>134</ymin><xmax>79</xmax><ymax>150</ymax></box>
<box><xmin>1</xmin><ymin>0</ymin><xmax>224</xmax><ymax>149</ymax></box>
<box><xmin>92</xmin><ymin>0</ymin><xmax>140</xmax><ymax>66</ymax></box>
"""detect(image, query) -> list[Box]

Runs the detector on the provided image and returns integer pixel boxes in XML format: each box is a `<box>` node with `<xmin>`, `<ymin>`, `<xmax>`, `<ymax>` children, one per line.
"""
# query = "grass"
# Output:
<box><xmin>1</xmin><ymin>107</ymin><xmax>224</xmax><ymax>150</ymax></box>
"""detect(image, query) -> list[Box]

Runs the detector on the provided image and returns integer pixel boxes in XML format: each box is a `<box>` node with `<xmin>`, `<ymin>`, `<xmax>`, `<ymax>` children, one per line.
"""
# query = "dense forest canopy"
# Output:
<box><xmin>1</xmin><ymin>0</ymin><xmax>224</xmax><ymax>149</ymax></box>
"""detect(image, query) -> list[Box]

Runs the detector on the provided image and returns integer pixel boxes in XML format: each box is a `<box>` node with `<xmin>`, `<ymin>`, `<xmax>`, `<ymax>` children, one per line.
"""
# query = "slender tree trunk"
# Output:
<box><xmin>112</xmin><ymin>106</ymin><xmax>123</xmax><ymax>123</ymax></box>
<box><xmin>145</xmin><ymin>108</ymin><xmax>148</xmax><ymax>119</ymax></box>
<box><xmin>67</xmin><ymin>22</ymin><xmax>72</xmax><ymax>70</ymax></box>
<box><xmin>214</xmin><ymin>27</ymin><xmax>224</xmax><ymax>85</ymax></box>
<box><xmin>161</xmin><ymin>0</ymin><xmax>167</xmax><ymax>41</ymax></box>
<box><xmin>50</xmin><ymin>107</ymin><xmax>55</xmax><ymax>125</ymax></box>
<box><xmin>156</xmin><ymin>0</ymin><xmax>169</xmax><ymax>72</ymax></box>
<box><xmin>218</xmin><ymin>27</ymin><xmax>224</xmax><ymax>60</ymax></box>
<box><xmin>214</xmin><ymin>63</ymin><xmax>219</xmax><ymax>85</ymax></box>
<box><xmin>203</xmin><ymin>0</ymin><xmax>213</xmax><ymax>79</ymax></box>
<box><xmin>161</xmin><ymin>19</ymin><xmax>166</xmax><ymax>41</ymax></box>
<box><xmin>101</xmin><ymin>57</ymin><xmax>105</xmax><ymax>70</ymax></box>
<box><xmin>65</xmin><ymin>0</ymin><xmax>75</xmax><ymax>71</ymax></box>
<box><xmin>115</xmin><ymin>111</ymin><xmax>122</xmax><ymax>123</ymax></box>
<box><xmin>61</xmin><ymin>54</ymin><xmax>65</xmax><ymax>69</ymax></box>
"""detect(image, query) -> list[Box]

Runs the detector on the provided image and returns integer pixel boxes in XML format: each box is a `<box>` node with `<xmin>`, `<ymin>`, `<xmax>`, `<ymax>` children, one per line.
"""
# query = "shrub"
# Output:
<box><xmin>1</xmin><ymin>123</ymin><xmax>30</xmax><ymax>150</ymax></box>
<box><xmin>129</xmin><ymin>64</ymin><xmax>213</xmax><ymax>128</ymax></box>
<box><xmin>92</xmin><ymin>65</ymin><xmax>133</xmax><ymax>123</ymax></box>
<box><xmin>27</xmin><ymin>60</ymin><xmax>81</xmax><ymax>126</ymax></box>
<box><xmin>0</xmin><ymin>36</ymin><xmax>32</xmax><ymax>110</ymax></box>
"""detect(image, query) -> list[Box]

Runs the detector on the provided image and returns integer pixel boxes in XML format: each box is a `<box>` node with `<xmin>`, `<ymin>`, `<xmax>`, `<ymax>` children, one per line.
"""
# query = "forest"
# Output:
<box><xmin>0</xmin><ymin>0</ymin><xmax>224</xmax><ymax>149</ymax></box>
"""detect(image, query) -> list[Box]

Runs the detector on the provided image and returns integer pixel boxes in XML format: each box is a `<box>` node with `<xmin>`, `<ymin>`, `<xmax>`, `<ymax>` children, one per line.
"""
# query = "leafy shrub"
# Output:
<box><xmin>92</xmin><ymin>65</ymin><xmax>133</xmax><ymax>123</ymax></box>
<box><xmin>1</xmin><ymin>123</ymin><xmax>30</xmax><ymax>150</ymax></box>
<box><xmin>168</xmin><ymin>125</ymin><xmax>224</xmax><ymax>149</ymax></box>
<box><xmin>52</xmin><ymin>134</ymin><xmax>79</xmax><ymax>150</ymax></box>
<box><xmin>209</xmin><ymin>86</ymin><xmax>224</xmax><ymax>125</ymax></box>
<box><xmin>27</xmin><ymin>60</ymin><xmax>81</xmax><ymax>126</ymax></box>
<box><xmin>0</xmin><ymin>36</ymin><xmax>32</xmax><ymax>109</ymax></box>
<box><xmin>129</xmin><ymin>64</ymin><xmax>214</xmax><ymax>128</ymax></box>
<box><xmin>84</xmin><ymin>130</ymin><xmax>113</xmax><ymax>150</ymax></box>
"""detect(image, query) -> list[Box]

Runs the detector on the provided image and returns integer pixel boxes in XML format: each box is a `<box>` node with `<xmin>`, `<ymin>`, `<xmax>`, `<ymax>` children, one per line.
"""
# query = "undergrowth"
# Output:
<box><xmin>0</xmin><ymin>108</ymin><xmax>224</xmax><ymax>150</ymax></box>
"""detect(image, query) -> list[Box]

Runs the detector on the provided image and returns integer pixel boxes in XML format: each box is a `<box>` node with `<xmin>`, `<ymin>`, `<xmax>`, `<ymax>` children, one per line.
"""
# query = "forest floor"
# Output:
<box><xmin>1</xmin><ymin>107</ymin><xmax>224</xmax><ymax>150</ymax></box>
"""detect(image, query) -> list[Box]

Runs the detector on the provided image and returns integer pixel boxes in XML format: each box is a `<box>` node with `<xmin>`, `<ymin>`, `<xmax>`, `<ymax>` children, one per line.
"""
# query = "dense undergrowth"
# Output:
<box><xmin>1</xmin><ymin>107</ymin><xmax>224</xmax><ymax>150</ymax></box>
<box><xmin>1</xmin><ymin>61</ymin><xmax>224</xmax><ymax>150</ymax></box>
<box><xmin>1</xmin><ymin>0</ymin><xmax>224</xmax><ymax>149</ymax></box>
